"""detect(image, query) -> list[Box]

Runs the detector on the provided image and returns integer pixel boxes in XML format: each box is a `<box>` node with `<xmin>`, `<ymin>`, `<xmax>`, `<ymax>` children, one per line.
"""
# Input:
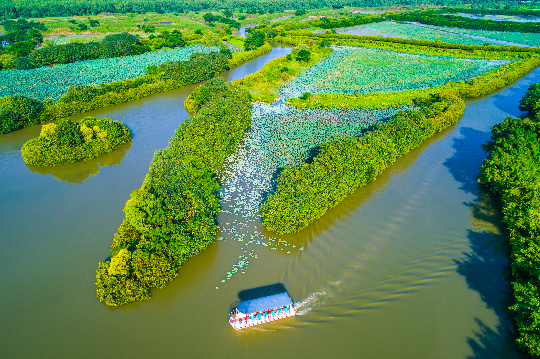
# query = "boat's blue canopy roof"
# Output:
<box><xmin>237</xmin><ymin>292</ymin><xmax>293</xmax><ymax>314</ymax></box>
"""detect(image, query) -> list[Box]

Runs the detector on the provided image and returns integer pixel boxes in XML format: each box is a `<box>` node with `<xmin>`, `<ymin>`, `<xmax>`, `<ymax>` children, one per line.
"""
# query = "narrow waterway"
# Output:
<box><xmin>238</xmin><ymin>24</ymin><xmax>258</xmax><ymax>38</ymax></box>
<box><xmin>0</xmin><ymin>45</ymin><xmax>536</xmax><ymax>358</ymax></box>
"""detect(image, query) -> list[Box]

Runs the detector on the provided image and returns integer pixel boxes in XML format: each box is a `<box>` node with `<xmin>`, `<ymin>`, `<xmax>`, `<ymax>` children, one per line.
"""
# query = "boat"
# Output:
<box><xmin>229</xmin><ymin>292</ymin><xmax>296</xmax><ymax>330</ymax></box>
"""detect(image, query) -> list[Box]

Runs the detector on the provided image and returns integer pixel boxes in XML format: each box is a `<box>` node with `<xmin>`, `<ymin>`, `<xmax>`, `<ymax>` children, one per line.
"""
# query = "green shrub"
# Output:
<box><xmin>299</xmin><ymin>92</ymin><xmax>311</xmax><ymax>100</ymax></box>
<box><xmin>0</xmin><ymin>54</ymin><xmax>15</xmax><ymax>70</ymax></box>
<box><xmin>58</xmin><ymin>85</ymin><xmax>100</xmax><ymax>104</ymax></box>
<box><xmin>244</xmin><ymin>31</ymin><xmax>265</xmax><ymax>51</ymax></box>
<box><xmin>95</xmin><ymin>79</ymin><xmax>252</xmax><ymax>307</ymax></box>
<box><xmin>14</xmin><ymin>56</ymin><xmax>33</xmax><ymax>70</ymax></box>
<box><xmin>519</xmin><ymin>83</ymin><xmax>540</xmax><ymax>117</ymax></box>
<box><xmin>0</xmin><ymin>95</ymin><xmax>43</xmax><ymax>133</ymax></box>
<box><xmin>27</xmin><ymin>32</ymin><xmax>140</xmax><ymax>68</ymax></box>
<box><xmin>185</xmin><ymin>77</ymin><xmax>251</xmax><ymax>115</ymax></box>
<box><xmin>261</xmin><ymin>93</ymin><xmax>465</xmax><ymax>234</ymax></box>
<box><xmin>0</xmin><ymin>110</ymin><xmax>19</xmax><ymax>134</ymax></box>
<box><xmin>480</xmin><ymin>114</ymin><xmax>540</xmax><ymax>358</ymax></box>
<box><xmin>21</xmin><ymin>117</ymin><xmax>131</xmax><ymax>166</ymax></box>
<box><xmin>220</xmin><ymin>47</ymin><xmax>233</xmax><ymax>59</ymax></box>
<box><xmin>296</xmin><ymin>49</ymin><xmax>311</xmax><ymax>62</ymax></box>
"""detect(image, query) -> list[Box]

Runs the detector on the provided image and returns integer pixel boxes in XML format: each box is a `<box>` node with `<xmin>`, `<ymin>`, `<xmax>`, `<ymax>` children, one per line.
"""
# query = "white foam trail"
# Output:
<box><xmin>294</xmin><ymin>291</ymin><xmax>328</xmax><ymax>315</ymax></box>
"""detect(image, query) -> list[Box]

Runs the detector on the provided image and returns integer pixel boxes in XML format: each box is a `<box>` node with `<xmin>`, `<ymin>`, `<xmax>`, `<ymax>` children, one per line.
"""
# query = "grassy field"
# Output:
<box><xmin>28</xmin><ymin>13</ymin><xmax>208</xmax><ymax>35</ymax></box>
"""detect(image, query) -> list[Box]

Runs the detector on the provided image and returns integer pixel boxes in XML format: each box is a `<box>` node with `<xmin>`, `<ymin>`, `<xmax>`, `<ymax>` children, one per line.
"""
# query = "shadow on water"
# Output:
<box><xmin>467</xmin><ymin>318</ymin><xmax>520</xmax><ymax>359</ymax></box>
<box><xmin>443</xmin><ymin>127</ymin><xmax>521</xmax><ymax>357</ymax></box>
<box><xmin>443</xmin><ymin>127</ymin><xmax>491</xmax><ymax>195</ymax></box>
<box><xmin>457</xmin><ymin>189</ymin><xmax>521</xmax><ymax>358</ymax></box>
<box><xmin>25</xmin><ymin>140</ymin><xmax>132</xmax><ymax>184</ymax></box>
<box><xmin>237</xmin><ymin>283</ymin><xmax>288</xmax><ymax>302</ymax></box>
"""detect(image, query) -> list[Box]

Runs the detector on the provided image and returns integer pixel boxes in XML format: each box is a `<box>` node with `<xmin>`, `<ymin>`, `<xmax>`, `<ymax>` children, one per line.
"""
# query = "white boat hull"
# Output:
<box><xmin>229</xmin><ymin>306</ymin><xmax>296</xmax><ymax>330</ymax></box>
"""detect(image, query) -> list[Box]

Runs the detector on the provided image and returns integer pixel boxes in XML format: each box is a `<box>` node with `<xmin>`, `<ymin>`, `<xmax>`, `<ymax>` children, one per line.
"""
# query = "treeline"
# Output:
<box><xmin>0</xmin><ymin>0</ymin><xmax>515</xmax><ymax>20</ymax></box>
<box><xmin>21</xmin><ymin>117</ymin><xmax>131</xmax><ymax>165</ymax></box>
<box><xmin>203</xmin><ymin>12</ymin><xmax>241</xmax><ymax>29</ymax></box>
<box><xmin>12</xmin><ymin>31</ymin><xmax>189</xmax><ymax>70</ymax></box>
<box><xmin>95</xmin><ymin>78</ymin><xmax>252</xmax><ymax>307</ymax></box>
<box><xmin>444</xmin><ymin>7</ymin><xmax>540</xmax><ymax>17</ymax></box>
<box><xmin>251</xmin><ymin>14</ymin><xmax>384</xmax><ymax>33</ymax></box>
<box><xmin>23</xmin><ymin>32</ymin><xmax>141</xmax><ymax>69</ymax></box>
<box><xmin>0</xmin><ymin>51</ymin><xmax>230</xmax><ymax>134</ymax></box>
<box><xmin>387</xmin><ymin>11</ymin><xmax>540</xmax><ymax>33</ymax></box>
<box><xmin>261</xmin><ymin>93</ymin><xmax>465</xmax><ymax>234</ymax></box>
<box><xmin>479</xmin><ymin>89</ymin><xmax>540</xmax><ymax>357</ymax></box>
<box><xmin>0</xmin><ymin>19</ymin><xmax>43</xmax><ymax>67</ymax></box>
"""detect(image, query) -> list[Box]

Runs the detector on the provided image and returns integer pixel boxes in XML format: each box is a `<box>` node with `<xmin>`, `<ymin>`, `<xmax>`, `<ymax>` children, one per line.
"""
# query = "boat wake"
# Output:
<box><xmin>294</xmin><ymin>291</ymin><xmax>328</xmax><ymax>315</ymax></box>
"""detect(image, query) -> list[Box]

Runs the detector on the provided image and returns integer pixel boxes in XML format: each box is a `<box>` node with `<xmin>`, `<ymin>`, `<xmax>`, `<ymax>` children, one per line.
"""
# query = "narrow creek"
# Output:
<box><xmin>0</xmin><ymin>44</ymin><xmax>537</xmax><ymax>358</ymax></box>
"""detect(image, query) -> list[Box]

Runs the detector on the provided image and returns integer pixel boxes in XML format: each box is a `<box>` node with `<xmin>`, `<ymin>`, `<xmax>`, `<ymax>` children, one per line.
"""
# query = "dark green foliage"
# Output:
<box><xmin>89</xmin><ymin>19</ymin><xmax>99</xmax><ymax>27</ymax></box>
<box><xmin>0</xmin><ymin>110</ymin><xmax>19</xmax><ymax>134</ymax></box>
<box><xmin>96</xmin><ymin>79</ymin><xmax>252</xmax><ymax>307</ymax></box>
<box><xmin>296</xmin><ymin>49</ymin><xmax>311</xmax><ymax>62</ymax></box>
<box><xmin>137</xmin><ymin>24</ymin><xmax>155</xmax><ymax>33</ymax></box>
<box><xmin>220</xmin><ymin>47</ymin><xmax>232</xmax><ymax>58</ymax></box>
<box><xmin>244</xmin><ymin>31</ymin><xmax>265</xmax><ymax>51</ymax></box>
<box><xmin>53</xmin><ymin>118</ymin><xmax>84</xmax><ymax>147</ymax></box>
<box><xmin>142</xmin><ymin>30</ymin><xmax>186</xmax><ymax>50</ymax></box>
<box><xmin>147</xmin><ymin>51</ymin><xmax>229</xmax><ymax>82</ymax></box>
<box><xmin>519</xmin><ymin>83</ymin><xmax>540</xmax><ymax>117</ymax></box>
<box><xmin>13</xmin><ymin>56</ymin><xmax>33</xmax><ymax>69</ymax></box>
<box><xmin>1</xmin><ymin>28</ymin><xmax>42</xmax><ymax>46</ymax></box>
<box><xmin>0</xmin><ymin>25</ymin><xmax>42</xmax><ymax>59</ymax></box>
<box><xmin>295</xmin><ymin>9</ymin><xmax>306</xmax><ymax>16</ymax></box>
<box><xmin>2</xmin><ymin>19</ymin><xmax>45</xmax><ymax>32</ymax></box>
<box><xmin>203</xmin><ymin>12</ymin><xmax>240</xmax><ymax>29</ymax></box>
<box><xmin>286</xmin><ymin>54</ymin><xmax>292</xmax><ymax>61</ymax></box>
<box><xmin>479</xmin><ymin>114</ymin><xmax>540</xmax><ymax>357</ymax></box>
<box><xmin>21</xmin><ymin>116</ymin><xmax>131</xmax><ymax>166</ymax></box>
<box><xmin>6</xmin><ymin>40</ymin><xmax>35</xmax><ymax>57</ymax></box>
<box><xmin>319</xmin><ymin>39</ymin><xmax>331</xmax><ymax>48</ymax></box>
<box><xmin>261</xmin><ymin>93</ymin><xmax>465</xmax><ymax>234</ymax></box>
<box><xmin>58</xmin><ymin>85</ymin><xmax>100</xmax><ymax>104</ymax></box>
<box><xmin>0</xmin><ymin>95</ymin><xmax>43</xmax><ymax>134</ymax></box>
<box><xmin>27</xmin><ymin>32</ymin><xmax>140</xmax><ymax>68</ymax></box>
<box><xmin>185</xmin><ymin>77</ymin><xmax>251</xmax><ymax>115</ymax></box>
<box><xmin>299</xmin><ymin>92</ymin><xmax>311</xmax><ymax>100</ymax></box>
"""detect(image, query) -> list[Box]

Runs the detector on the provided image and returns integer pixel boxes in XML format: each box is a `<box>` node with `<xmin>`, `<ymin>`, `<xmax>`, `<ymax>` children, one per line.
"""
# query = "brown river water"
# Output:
<box><xmin>0</xmin><ymin>45</ymin><xmax>537</xmax><ymax>358</ymax></box>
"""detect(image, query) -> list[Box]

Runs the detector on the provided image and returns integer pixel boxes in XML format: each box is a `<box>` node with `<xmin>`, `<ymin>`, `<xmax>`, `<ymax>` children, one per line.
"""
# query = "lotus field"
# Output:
<box><xmin>335</xmin><ymin>21</ymin><xmax>540</xmax><ymax>48</ymax></box>
<box><xmin>216</xmin><ymin>102</ymin><xmax>414</xmax><ymax>282</ymax></box>
<box><xmin>0</xmin><ymin>45</ymin><xmax>219</xmax><ymax>102</ymax></box>
<box><xmin>280</xmin><ymin>47</ymin><xmax>508</xmax><ymax>99</ymax></box>
<box><xmin>332</xmin><ymin>22</ymin><xmax>492</xmax><ymax>46</ymax></box>
<box><xmin>440</xmin><ymin>26</ymin><xmax>540</xmax><ymax>47</ymax></box>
